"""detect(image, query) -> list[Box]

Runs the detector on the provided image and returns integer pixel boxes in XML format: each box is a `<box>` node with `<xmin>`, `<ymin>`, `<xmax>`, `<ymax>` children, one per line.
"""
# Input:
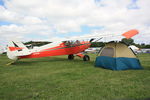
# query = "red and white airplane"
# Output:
<box><xmin>7</xmin><ymin>29</ymin><xmax>139</xmax><ymax>62</ymax></box>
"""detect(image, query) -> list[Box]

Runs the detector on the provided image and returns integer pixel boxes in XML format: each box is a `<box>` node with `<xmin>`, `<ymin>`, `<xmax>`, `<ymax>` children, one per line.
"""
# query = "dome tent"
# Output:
<box><xmin>95</xmin><ymin>42</ymin><xmax>143</xmax><ymax>70</ymax></box>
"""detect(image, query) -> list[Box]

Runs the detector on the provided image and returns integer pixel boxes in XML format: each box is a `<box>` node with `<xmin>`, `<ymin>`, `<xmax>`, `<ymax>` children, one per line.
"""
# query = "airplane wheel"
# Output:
<box><xmin>83</xmin><ymin>55</ymin><xmax>90</xmax><ymax>61</ymax></box>
<box><xmin>68</xmin><ymin>54</ymin><xmax>74</xmax><ymax>60</ymax></box>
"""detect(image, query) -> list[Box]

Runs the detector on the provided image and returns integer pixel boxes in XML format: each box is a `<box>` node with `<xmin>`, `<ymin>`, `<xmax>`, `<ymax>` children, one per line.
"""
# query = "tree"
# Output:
<box><xmin>145</xmin><ymin>45</ymin><xmax>150</xmax><ymax>48</ymax></box>
<box><xmin>121</xmin><ymin>38</ymin><xmax>134</xmax><ymax>45</ymax></box>
<box><xmin>91</xmin><ymin>42</ymin><xmax>105</xmax><ymax>47</ymax></box>
<box><xmin>24</xmin><ymin>41</ymin><xmax>51</xmax><ymax>47</ymax></box>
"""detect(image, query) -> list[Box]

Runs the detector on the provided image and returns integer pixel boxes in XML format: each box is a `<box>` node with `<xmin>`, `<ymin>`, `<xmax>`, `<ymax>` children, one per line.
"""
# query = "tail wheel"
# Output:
<box><xmin>83</xmin><ymin>55</ymin><xmax>90</xmax><ymax>61</ymax></box>
<box><xmin>68</xmin><ymin>54</ymin><xmax>74</xmax><ymax>60</ymax></box>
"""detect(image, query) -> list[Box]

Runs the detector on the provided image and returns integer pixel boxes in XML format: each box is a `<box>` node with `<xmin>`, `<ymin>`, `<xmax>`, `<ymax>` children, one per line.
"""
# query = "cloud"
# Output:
<box><xmin>0</xmin><ymin>0</ymin><xmax>150</xmax><ymax>46</ymax></box>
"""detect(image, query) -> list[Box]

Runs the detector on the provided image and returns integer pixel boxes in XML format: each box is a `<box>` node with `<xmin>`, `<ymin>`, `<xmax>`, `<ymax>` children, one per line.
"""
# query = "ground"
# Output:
<box><xmin>0</xmin><ymin>54</ymin><xmax>150</xmax><ymax>100</ymax></box>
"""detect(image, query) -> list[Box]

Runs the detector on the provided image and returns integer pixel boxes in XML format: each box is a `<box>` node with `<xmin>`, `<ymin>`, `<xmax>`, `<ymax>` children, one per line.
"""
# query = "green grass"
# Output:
<box><xmin>0</xmin><ymin>54</ymin><xmax>150</xmax><ymax>100</ymax></box>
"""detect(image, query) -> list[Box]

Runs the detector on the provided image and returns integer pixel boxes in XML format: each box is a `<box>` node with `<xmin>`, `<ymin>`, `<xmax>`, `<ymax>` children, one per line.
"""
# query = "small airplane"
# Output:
<box><xmin>6</xmin><ymin>29</ymin><xmax>139</xmax><ymax>64</ymax></box>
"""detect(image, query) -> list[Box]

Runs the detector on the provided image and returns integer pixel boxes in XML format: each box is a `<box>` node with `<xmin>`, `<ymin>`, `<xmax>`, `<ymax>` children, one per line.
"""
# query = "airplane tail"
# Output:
<box><xmin>7</xmin><ymin>40</ymin><xmax>31</xmax><ymax>60</ymax></box>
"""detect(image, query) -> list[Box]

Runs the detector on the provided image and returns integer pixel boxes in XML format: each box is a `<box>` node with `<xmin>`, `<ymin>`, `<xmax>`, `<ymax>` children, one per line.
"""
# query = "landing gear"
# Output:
<box><xmin>68</xmin><ymin>54</ymin><xmax>74</xmax><ymax>60</ymax></box>
<box><xmin>83</xmin><ymin>55</ymin><xmax>90</xmax><ymax>61</ymax></box>
<box><xmin>68</xmin><ymin>54</ymin><xmax>90</xmax><ymax>61</ymax></box>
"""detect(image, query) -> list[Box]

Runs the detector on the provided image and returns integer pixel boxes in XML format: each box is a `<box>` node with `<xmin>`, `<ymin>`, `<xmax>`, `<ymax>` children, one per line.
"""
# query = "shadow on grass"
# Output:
<box><xmin>114</xmin><ymin>98</ymin><xmax>150</xmax><ymax>100</ymax></box>
<box><xmin>143</xmin><ymin>66</ymin><xmax>150</xmax><ymax>70</ymax></box>
<box><xmin>10</xmin><ymin>57</ymin><xmax>94</xmax><ymax>66</ymax></box>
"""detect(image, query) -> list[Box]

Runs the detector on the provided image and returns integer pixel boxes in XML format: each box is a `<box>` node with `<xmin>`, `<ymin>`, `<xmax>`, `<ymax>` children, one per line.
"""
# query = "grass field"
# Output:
<box><xmin>0</xmin><ymin>54</ymin><xmax>150</xmax><ymax>100</ymax></box>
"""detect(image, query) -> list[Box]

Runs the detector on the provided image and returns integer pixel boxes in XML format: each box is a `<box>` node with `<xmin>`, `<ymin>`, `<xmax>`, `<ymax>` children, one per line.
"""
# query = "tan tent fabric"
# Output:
<box><xmin>99</xmin><ymin>42</ymin><xmax>136</xmax><ymax>58</ymax></box>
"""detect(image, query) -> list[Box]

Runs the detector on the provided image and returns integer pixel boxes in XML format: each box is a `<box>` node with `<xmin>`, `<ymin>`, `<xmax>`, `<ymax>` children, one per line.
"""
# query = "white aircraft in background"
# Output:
<box><xmin>129</xmin><ymin>45</ymin><xmax>140</xmax><ymax>54</ymax></box>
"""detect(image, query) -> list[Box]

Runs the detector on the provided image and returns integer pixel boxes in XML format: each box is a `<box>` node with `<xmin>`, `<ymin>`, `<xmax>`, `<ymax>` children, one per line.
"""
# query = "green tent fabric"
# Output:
<box><xmin>95</xmin><ymin>42</ymin><xmax>143</xmax><ymax>70</ymax></box>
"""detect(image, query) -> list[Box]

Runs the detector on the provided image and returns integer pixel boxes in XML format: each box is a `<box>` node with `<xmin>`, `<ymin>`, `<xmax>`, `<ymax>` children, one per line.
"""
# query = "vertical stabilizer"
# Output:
<box><xmin>7</xmin><ymin>40</ymin><xmax>31</xmax><ymax>60</ymax></box>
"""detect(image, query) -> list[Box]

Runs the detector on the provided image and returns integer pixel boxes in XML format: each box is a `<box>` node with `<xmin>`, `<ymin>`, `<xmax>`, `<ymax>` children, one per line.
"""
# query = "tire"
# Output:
<box><xmin>83</xmin><ymin>55</ymin><xmax>90</xmax><ymax>61</ymax></box>
<box><xmin>68</xmin><ymin>54</ymin><xmax>74</xmax><ymax>60</ymax></box>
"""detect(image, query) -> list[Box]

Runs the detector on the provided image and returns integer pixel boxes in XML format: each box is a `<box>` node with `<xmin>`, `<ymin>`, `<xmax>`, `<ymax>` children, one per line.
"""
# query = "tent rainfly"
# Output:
<box><xmin>95</xmin><ymin>42</ymin><xmax>143</xmax><ymax>70</ymax></box>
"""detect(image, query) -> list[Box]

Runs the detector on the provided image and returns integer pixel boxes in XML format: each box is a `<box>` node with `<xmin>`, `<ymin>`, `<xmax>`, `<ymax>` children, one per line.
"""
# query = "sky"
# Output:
<box><xmin>0</xmin><ymin>0</ymin><xmax>150</xmax><ymax>47</ymax></box>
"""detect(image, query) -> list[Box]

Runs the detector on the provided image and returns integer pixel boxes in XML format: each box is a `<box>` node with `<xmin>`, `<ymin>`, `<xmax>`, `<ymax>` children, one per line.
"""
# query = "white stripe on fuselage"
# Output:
<box><xmin>29</xmin><ymin>41</ymin><xmax>62</xmax><ymax>53</ymax></box>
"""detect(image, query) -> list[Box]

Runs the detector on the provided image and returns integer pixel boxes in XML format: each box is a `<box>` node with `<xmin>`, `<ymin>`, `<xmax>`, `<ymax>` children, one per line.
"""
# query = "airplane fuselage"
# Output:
<box><xmin>19</xmin><ymin>41</ymin><xmax>91</xmax><ymax>59</ymax></box>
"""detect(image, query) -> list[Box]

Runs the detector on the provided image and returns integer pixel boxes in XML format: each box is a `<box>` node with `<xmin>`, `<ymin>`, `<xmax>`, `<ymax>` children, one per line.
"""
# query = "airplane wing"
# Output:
<box><xmin>60</xmin><ymin>29</ymin><xmax>139</xmax><ymax>42</ymax></box>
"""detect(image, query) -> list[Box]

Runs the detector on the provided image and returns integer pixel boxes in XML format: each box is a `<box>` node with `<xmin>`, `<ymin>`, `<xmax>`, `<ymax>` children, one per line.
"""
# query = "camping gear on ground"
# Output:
<box><xmin>95</xmin><ymin>42</ymin><xmax>143</xmax><ymax>70</ymax></box>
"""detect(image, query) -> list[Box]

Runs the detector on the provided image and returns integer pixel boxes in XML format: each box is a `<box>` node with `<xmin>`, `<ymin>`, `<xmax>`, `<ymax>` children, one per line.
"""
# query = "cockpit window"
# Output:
<box><xmin>64</xmin><ymin>40</ymin><xmax>80</xmax><ymax>46</ymax></box>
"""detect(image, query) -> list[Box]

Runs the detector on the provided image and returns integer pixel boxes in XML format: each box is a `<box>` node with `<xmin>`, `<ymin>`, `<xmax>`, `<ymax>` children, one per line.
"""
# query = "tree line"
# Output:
<box><xmin>24</xmin><ymin>38</ymin><xmax>150</xmax><ymax>48</ymax></box>
<box><xmin>91</xmin><ymin>38</ymin><xmax>150</xmax><ymax>48</ymax></box>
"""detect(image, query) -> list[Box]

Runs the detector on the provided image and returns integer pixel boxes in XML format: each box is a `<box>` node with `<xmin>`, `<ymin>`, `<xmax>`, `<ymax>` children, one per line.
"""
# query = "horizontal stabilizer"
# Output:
<box><xmin>8</xmin><ymin>47</ymin><xmax>24</xmax><ymax>51</ymax></box>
